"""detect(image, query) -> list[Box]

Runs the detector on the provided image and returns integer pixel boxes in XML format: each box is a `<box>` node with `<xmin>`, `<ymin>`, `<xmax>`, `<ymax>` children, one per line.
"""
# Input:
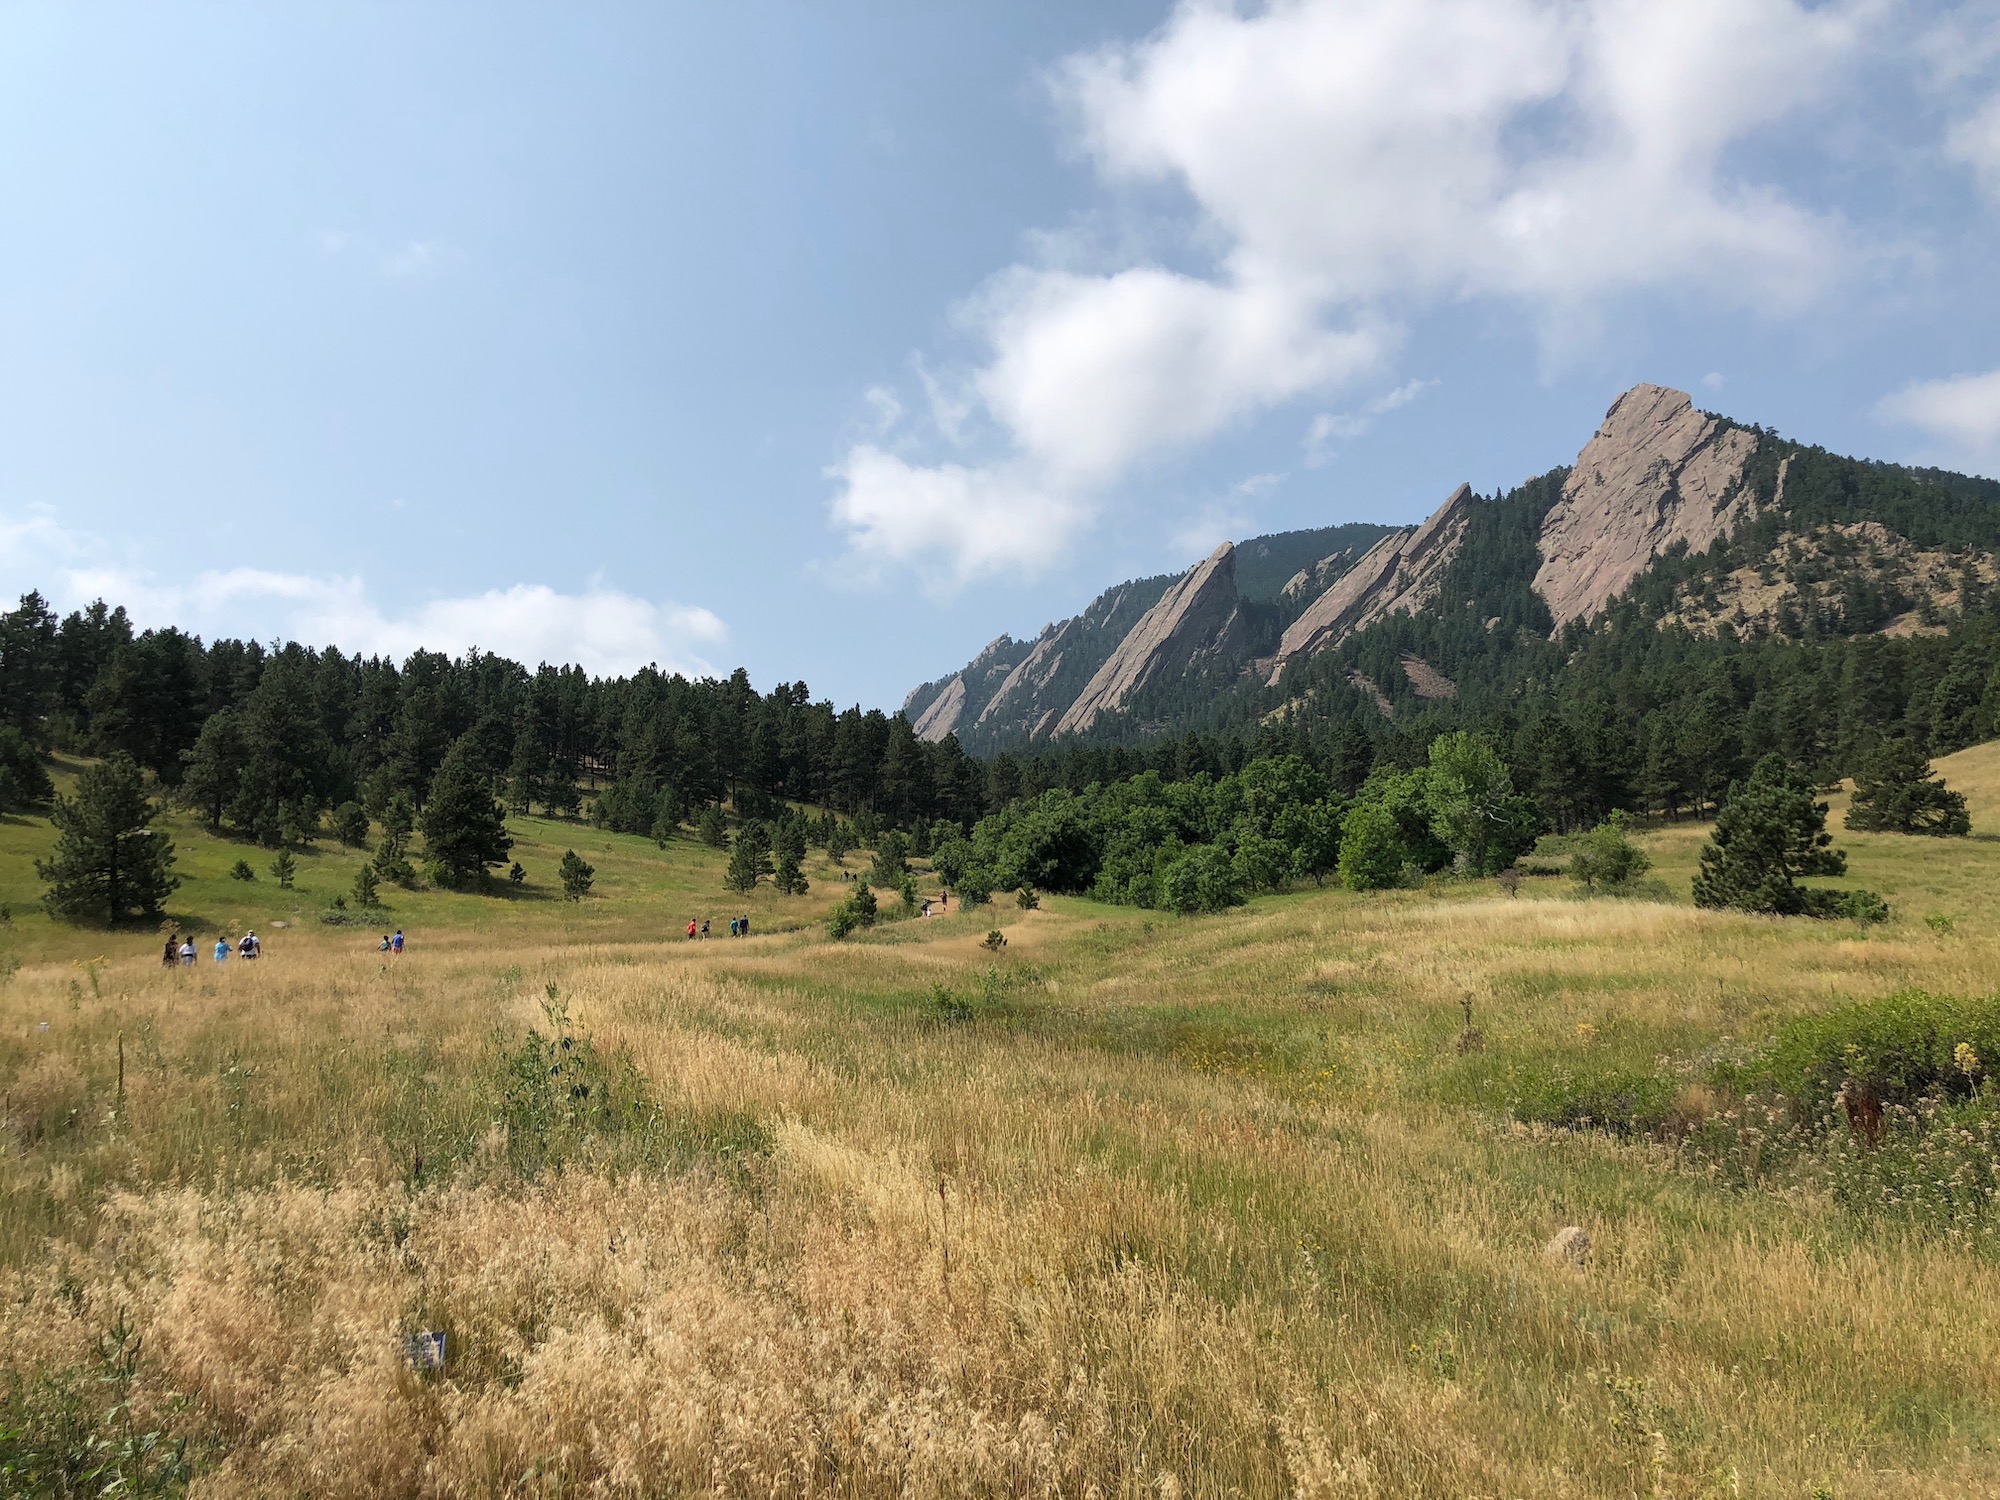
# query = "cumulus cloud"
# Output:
<box><xmin>1948</xmin><ymin>94</ymin><xmax>2000</xmax><ymax>198</ymax></box>
<box><xmin>0</xmin><ymin>509</ymin><xmax>723</xmax><ymax>677</ymax></box>
<box><xmin>1877</xmin><ymin>368</ymin><xmax>2000</xmax><ymax>458</ymax></box>
<box><xmin>829</xmin><ymin>0</ymin><xmax>1875</xmax><ymax>590</ymax></box>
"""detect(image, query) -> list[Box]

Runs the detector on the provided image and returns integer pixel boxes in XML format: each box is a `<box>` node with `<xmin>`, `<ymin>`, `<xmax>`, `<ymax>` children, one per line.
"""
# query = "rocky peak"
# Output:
<box><xmin>1052</xmin><ymin>543</ymin><xmax>1249</xmax><ymax>737</ymax></box>
<box><xmin>1265</xmin><ymin>482</ymin><xmax>1475</xmax><ymax>683</ymax></box>
<box><xmin>1532</xmin><ymin>384</ymin><xmax>1758</xmax><ymax>629</ymax></box>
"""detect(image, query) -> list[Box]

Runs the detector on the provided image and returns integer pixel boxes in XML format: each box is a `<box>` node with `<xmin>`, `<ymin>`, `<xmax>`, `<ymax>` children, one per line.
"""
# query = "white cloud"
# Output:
<box><xmin>825</xmin><ymin>447</ymin><xmax>1087</xmax><ymax>594</ymax></box>
<box><xmin>1305</xmin><ymin>377</ymin><xmax>1439</xmax><ymax>463</ymax></box>
<box><xmin>0</xmin><ymin>508</ymin><xmax>724</xmax><ymax>677</ymax></box>
<box><xmin>1877</xmin><ymin>368</ymin><xmax>2000</xmax><ymax>456</ymax></box>
<box><xmin>1948</xmin><ymin>94</ymin><xmax>2000</xmax><ymax>198</ymax></box>
<box><xmin>831</xmin><ymin>0</ymin><xmax>1875</xmax><ymax>591</ymax></box>
<box><xmin>384</xmin><ymin>239</ymin><xmax>458</xmax><ymax>278</ymax></box>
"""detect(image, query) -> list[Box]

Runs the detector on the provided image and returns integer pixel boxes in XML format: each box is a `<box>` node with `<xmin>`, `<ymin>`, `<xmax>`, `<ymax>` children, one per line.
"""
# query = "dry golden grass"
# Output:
<box><xmin>5</xmin><ymin>749</ymin><xmax>2000</xmax><ymax>1494</ymax></box>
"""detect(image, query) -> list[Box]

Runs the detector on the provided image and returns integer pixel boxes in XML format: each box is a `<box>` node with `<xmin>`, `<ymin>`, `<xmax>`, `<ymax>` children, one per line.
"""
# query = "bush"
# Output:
<box><xmin>1015</xmin><ymin>886</ymin><xmax>1039</xmax><ymax>910</ymax></box>
<box><xmin>1160</xmin><ymin>843</ymin><xmax>1245</xmax><ymax>914</ymax></box>
<box><xmin>1729</xmin><ymin>988</ymin><xmax>2000</xmax><ymax>1120</ymax></box>
<box><xmin>826</xmin><ymin>881</ymin><xmax>878</xmax><ymax>939</ymax></box>
<box><xmin>1337</xmin><ymin>802</ymin><xmax>1403</xmax><ymax>891</ymax></box>
<box><xmin>230</xmin><ymin>858</ymin><xmax>256</xmax><ymax>882</ymax></box>
<box><xmin>351</xmin><ymin>864</ymin><xmax>381</xmax><ymax>909</ymax></box>
<box><xmin>1569</xmin><ymin>811</ymin><xmax>1651</xmax><ymax>893</ymax></box>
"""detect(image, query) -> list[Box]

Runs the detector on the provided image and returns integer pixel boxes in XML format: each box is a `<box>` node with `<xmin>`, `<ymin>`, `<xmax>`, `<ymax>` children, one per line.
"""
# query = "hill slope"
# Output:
<box><xmin>905</xmin><ymin>384</ymin><xmax>2000</xmax><ymax>752</ymax></box>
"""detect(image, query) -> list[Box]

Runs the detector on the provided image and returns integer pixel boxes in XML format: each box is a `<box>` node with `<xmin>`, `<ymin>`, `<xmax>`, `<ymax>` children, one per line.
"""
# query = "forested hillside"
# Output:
<box><xmin>0</xmin><ymin>594</ymin><xmax>986</xmax><ymax>839</ymax></box>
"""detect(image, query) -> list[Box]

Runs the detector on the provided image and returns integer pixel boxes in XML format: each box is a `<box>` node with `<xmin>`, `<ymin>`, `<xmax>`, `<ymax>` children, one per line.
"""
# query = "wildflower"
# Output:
<box><xmin>1955</xmin><ymin>1042</ymin><xmax>1981</xmax><ymax>1079</ymax></box>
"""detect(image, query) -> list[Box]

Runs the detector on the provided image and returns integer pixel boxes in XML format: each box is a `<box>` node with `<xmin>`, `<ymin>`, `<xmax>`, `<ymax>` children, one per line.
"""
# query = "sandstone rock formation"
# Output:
<box><xmin>975</xmin><ymin>620</ymin><xmax>1074</xmax><ymax>731</ymax></box>
<box><xmin>910</xmin><ymin>675</ymin><xmax>967</xmax><ymax>741</ymax></box>
<box><xmin>1267</xmin><ymin>483</ymin><xmax>1476</xmax><ymax>683</ymax></box>
<box><xmin>1052</xmin><ymin>544</ymin><xmax>1250</xmax><ymax>738</ymax></box>
<box><xmin>1533</xmin><ymin>384</ymin><xmax>1757</xmax><ymax>629</ymax></box>
<box><xmin>906</xmin><ymin>634</ymin><xmax>1030</xmax><ymax>743</ymax></box>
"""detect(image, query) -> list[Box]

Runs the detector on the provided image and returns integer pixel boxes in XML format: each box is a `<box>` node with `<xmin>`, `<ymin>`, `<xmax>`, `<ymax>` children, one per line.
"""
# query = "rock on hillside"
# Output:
<box><xmin>1053</xmin><ymin>544</ymin><xmax>1251</xmax><ymax>738</ymax></box>
<box><xmin>1266</xmin><ymin>483</ymin><xmax>1476</xmax><ymax>683</ymax></box>
<box><xmin>904</xmin><ymin>634</ymin><xmax>1031</xmax><ymax>743</ymax></box>
<box><xmin>1533</xmin><ymin>384</ymin><xmax>1757</xmax><ymax>629</ymax></box>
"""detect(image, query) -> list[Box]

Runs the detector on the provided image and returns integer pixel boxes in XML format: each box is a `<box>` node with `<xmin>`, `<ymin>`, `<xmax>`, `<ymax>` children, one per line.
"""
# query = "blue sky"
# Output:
<box><xmin>3</xmin><ymin>1</ymin><xmax>1999</xmax><ymax>710</ymax></box>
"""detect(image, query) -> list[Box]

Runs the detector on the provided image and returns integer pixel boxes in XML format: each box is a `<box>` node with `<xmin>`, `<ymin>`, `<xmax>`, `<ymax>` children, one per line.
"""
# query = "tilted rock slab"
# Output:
<box><xmin>909</xmin><ymin>634</ymin><xmax>1025</xmax><ymax>743</ymax></box>
<box><xmin>1266</xmin><ymin>483</ymin><xmax>1475</xmax><ymax>684</ymax></box>
<box><xmin>1533</xmin><ymin>383</ymin><xmax>1757</xmax><ymax>630</ymax></box>
<box><xmin>910</xmin><ymin>673</ymin><xmax>968</xmax><ymax>742</ymax></box>
<box><xmin>1052</xmin><ymin>543</ymin><xmax>1249</xmax><ymax>737</ymax></box>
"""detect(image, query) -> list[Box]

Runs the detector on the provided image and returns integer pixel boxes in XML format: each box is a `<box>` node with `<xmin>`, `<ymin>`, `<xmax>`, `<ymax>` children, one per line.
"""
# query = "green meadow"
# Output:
<box><xmin>3</xmin><ymin>746</ymin><xmax>2000</xmax><ymax>1495</ymax></box>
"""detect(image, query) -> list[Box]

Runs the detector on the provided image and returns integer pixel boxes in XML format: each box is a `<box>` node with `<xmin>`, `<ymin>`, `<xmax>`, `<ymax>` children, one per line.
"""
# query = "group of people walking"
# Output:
<box><xmin>687</xmin><ymin>915</ymin><xmax>751</xmax><ymax>939</ymax></box>
<box><xmin>162</xmin><ymin>930</ymin><xmax>260</xmax><ymax>966</ymax></box>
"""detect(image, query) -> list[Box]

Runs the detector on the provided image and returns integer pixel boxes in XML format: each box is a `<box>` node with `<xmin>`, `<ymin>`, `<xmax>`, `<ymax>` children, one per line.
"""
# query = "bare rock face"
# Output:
<box><xmin>1281</xmin><ymin>548</ymin><xmax>1357</xmax><ymax>602</ymax></box>
<box><xmin>1399</xmin><ymin>655</ymin><xmax>1456</xmax><ymax>700</ymax></box>
<box><xmin>1533</xmin><ymin>384</ymin><xmax>1758</xmax><ymax>629</ymax></box>
<box><xmin>1053</xmin><ymin>544</ymin><xmax>1249</xmax><ymax>737</ymax></box>
<box><xmin>975</xmin><ymin>620</ymin><xmax>1074</xmax><ymax>731</ymax></box>
<box><xmin>910</xmin><ymin>674</ymin><xmax>968</xmax><ymax>742</ymax></box>
<box><xmin>1267</xmin><ymin>483</ymin><xmax>1476</xmax><ymax>684</ymax></box>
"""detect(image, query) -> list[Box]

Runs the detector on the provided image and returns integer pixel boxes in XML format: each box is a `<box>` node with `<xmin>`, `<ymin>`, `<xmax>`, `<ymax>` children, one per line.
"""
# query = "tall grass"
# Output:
<box><xmin>4</xmin><ymin>741</ymin><xmax>2000</xmax><ymax>1492</ymax></box>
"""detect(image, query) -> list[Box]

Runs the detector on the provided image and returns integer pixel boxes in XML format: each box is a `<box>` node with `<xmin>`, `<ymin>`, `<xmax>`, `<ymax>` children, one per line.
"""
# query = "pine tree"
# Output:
<box><xmin>269</xmin><ymin>849</ymin><xmax>296</xmax><ymax>889</ymax></box>
<box><xmin>1693</xmin><ymin>755</ymin><xmax>1846</xmax><ymax>915</ymax></box>
<box><xmin>558</xmin><ymin>848</ymin><xmax>595</xmax><ymax>901</ymax></box>
<box><xmin>1845</xmin><ymin>739</ymin><xmax>1971</xmax><ymax>836</ymax></box>
<box><xmin>36</xmin><ymin>752</ymin><xmax>178</xmax><ymax>924</ymax></box>
<box><xmin>176</xmin><ymin>708</ymin><xmax>246</xmax><ymax>829</ymax></box>
<box><xmin>826</xmin><ymin>819</ymin><xmax>853</xmax><ymax>861</ymax></box>
<box><xmin>724</xmin><ymin>821</ymin><xmax>772</xmax><ymax>893</ymax></box>
<box><xmin>352</xmin><ymin>863</ymin><xmax>381</xmax><ymax>909</ymax></box>
<box><xmin>0</xmin><ymin>726</ymin><xmax>54</xmax><ymax>813</ymax></box>
<box><xmin>698</xmin><ymin>803</ymin><xmax>729</xmax><ymax>849</ymax></box>
<box><xmin>870</xmin><ymin>829</ymin><xmax>909</xmax><ymax>888</ymax></box>
<box><xmin>771</xmin><ymin>820</ymin><xmax>809</xmax><ymax>895</ymax></box>
<box><xmin>420</xmin><ymin>737</ymin><xmax>513</xmax><ymax>889</ymax></box>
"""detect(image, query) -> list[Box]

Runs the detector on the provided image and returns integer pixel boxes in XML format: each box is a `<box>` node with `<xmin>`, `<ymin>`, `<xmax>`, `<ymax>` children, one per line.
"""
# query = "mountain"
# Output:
<box><xmin>901</xmin><ymin>521</ymin><xmax>1392</xmax><ymax>752</ymax></box>
<box><xmin>905</xmin><ymin>383</ymin><xmax>2000</xmax><ymax>752</ymax></box>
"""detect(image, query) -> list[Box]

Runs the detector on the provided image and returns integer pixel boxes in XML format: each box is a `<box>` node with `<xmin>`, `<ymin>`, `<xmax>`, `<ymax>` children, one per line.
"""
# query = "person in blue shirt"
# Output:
<box><xmin>391</xmin><ymin>930</ymin><xmax>404</xmax><ymax>954</ymax></box>
<box><xmin>213</xmin><ymin>936</ymin><xmax>231</xmax><ymax>964</ymax></box>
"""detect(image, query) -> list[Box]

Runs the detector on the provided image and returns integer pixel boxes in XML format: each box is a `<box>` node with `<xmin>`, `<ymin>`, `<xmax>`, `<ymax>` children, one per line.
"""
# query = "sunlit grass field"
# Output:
<box><xmin>3</xmin><ymin>746</ymin><xmax>2000</xmax><ymax>1495</ymax></box>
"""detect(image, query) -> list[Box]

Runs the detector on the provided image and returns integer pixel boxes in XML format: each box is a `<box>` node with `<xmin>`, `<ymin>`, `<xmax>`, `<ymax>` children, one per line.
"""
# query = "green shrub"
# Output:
<box><xmin>229</xmin><ymin>859</ymin><xmax>256</xmax><ymax>882</ymax></box>
<box><xmin>1729</xmin><ymin>988</ymin><xmax>2000</xmax><ymax>1119</ymax></box>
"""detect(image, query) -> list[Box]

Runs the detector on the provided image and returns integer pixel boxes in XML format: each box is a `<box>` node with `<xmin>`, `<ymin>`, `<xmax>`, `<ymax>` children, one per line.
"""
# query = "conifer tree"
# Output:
<box><xmin>870</xmin><ymin>829</ymin><xmax>909</xmax><ymax>888</ymax></box>
<box><xmin>36</xmin><ymin>752</ymin><xmax>178</xmax><ymax>924</ymax></box>
<box><xmin>420</xmin><ymin>737</ymin><xmax>513</xmax><ymax>889</ymax></box>
<box><xmin>352</xmin><ymin>863</ymin><xmax>381</xmax><ymax>909</ymax></box>
<box><xmin>1844</xmin><ymin>739</ymin><xmax>1971</xmax><ymax>836</ymax></box>
<box><xmin>558</xmin><ymin>848</ymin><xmax>595</xmax><ymax>900</ymax></box>
<box><xmin>771</xmin><ymin>820</ymin><xmax>809</xmax><ymax>895</ymax></box>
<box><xmin>0</xmin><ymin>726</ymin><xmax>54</xmax><ymax>813</ymax></box>
<box><xmin>1692</xmin><ymin>755</ymin><xmax>1846</xmax><ymax>915</ymax></box>
<box><xmin>269</xmin><ymin>849</ymin><xmax>296</xmax><ymax>889</ymax></box>
<box><xmin>724</xmin><ymin>820</ymin><xmax>772</xmax><ymax>893</ymax></box>
<box><xmin>698</xmin><ymin>803</ymin><xmax>729</xmax><ymax>849</ymax></box>
<box><xmin>176</xmin><ymin>708</ymin><xmax>245</xmax><ymax>829</ymax></box>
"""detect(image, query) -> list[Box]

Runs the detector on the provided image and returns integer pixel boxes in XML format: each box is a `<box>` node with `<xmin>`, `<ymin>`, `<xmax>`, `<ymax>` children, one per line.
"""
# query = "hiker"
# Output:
<box><xmin>728</xmin><ymin>917</ymin><xmax>739</xmax><ymax>938</ymax></box>
<box><xmin>179</xmin><ymin>938</ymin><xmax>196</xmax><ymax>966</ymax></box>
<box><xmin>239</xmin><ymin>930</ymin><xmax>260</xmax><ymax>960</ymax></box>
<box><xmin>687</xmin><ymin>918</ymin><xmax>697</xmax><ymax>940</ymax></box>
<box><xmin>921</xmin><ymin>899</ymin><xmax>931</xmax><ymax>918</ymax></box>
<box><xmin>701</xmin><ymin>917</ymin><xmax>711</xmax><ymax>939</ymax></box>
<box><xmin>162</xmin><ymin>935</ymin><xmax>179</xmax><ymax>968</ymax></box>
<box><xmin>391</xmin><ymin>930</ymin><xmax>404</xmax><ymax>955</ymax></box>
<box><xmin>738</xmin><ymin>914</ymin><xmax>749</xmax><ymax>937</ymax></box>
<box><xmin>378</xmin><ymin>934</ymin><xmax>392</xmax><ymax>952</ymax></box>
<box><xmin>213</xmin><ymin>935</ymin><xmax>231</xmax><ymax>965</ymax></box>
